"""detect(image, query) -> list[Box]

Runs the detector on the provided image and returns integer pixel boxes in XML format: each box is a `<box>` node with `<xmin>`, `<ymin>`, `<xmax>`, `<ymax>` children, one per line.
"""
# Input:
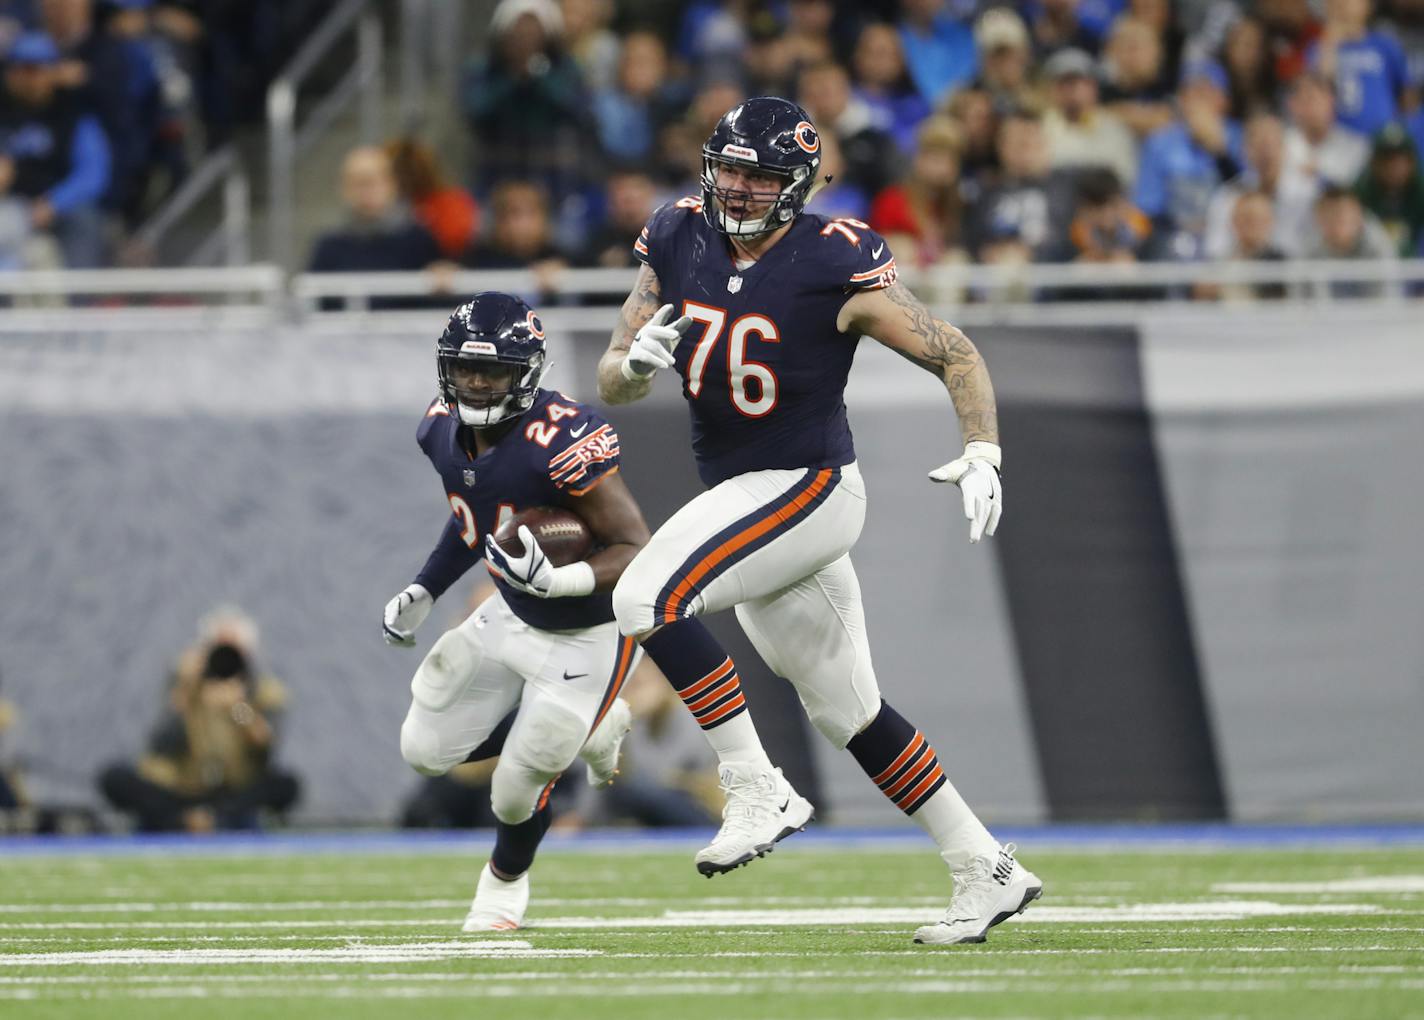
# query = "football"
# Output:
<box><xmin>493</xmin><ymin>506</ymin><xmax>594</xmax><ymax>567</ymax></box>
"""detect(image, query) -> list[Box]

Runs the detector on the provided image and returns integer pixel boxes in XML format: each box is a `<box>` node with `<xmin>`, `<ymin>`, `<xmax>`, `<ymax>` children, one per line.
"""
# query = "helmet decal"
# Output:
<box><xmin>721</xmin><ymin>143</ymin><xmax>759</xmax><ymax>161</ymax></box>
<box><xmin>526</xmin><ymin>310</ymin><xmax>545</xmax><ymax>339</ymax></box>
<box><xmin>794</xmin><ymin>121</ymin><xmax>820</xmax><ymax>154</ymax></box>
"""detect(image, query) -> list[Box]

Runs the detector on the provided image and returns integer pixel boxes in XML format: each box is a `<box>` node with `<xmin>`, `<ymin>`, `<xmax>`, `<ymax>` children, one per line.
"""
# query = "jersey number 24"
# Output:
<box><xmin>680</xmin><ymin>301</ymin><xmax>779</xmax><ymax>418</ymax></box>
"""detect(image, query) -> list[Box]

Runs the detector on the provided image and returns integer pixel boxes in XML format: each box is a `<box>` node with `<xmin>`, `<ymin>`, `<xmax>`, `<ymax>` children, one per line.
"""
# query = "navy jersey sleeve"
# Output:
<box><xmin>633</xmin><ymin>197</ymin><xmax>701</xmax><ymax>281</ymax></box>
<box><xmin>815</xmin><ymin>218</ymin><xmax>899</xmax><ymax>293</ymax></box>
<box><xmin>412</xmin><ymin>398</ymin><xmax>480</xmax><ymax>599</ymax></box>
<box><xmin>542</xmin><ymin>397</ymin><xmax>621</xmax><ymax>498</ymax></box>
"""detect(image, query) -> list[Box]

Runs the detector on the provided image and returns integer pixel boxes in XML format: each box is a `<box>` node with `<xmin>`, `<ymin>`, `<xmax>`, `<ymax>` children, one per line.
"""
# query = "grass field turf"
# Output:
<box><xmin>1</xmin><ymin>834</ymin><xmax>1422</xmax><ymax>1020</ymax></box>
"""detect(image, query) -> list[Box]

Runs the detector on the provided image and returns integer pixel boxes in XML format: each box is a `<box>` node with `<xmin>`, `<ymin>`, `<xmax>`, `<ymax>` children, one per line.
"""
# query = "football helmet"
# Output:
<box><xmin>700</xmin><ymin>96</ymin><xmax>823</xmax><ymax>238</ymax></box>
<box><xmin>437</xmin><ymin>292</ymin><xmax>547</xmax><ymax>428</ymax></box>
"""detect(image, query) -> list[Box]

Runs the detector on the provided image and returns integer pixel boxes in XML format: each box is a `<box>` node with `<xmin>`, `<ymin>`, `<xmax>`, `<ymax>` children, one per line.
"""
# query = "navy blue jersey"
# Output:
<box><xmin>412</xmin><ymin>388</ymin><xmax>621</xmax><ymax>631</ymax></box>
<box><xmin>634</xmin><ymin>198</ymin><xmax>897</xmax><ymax>486</ymax></box>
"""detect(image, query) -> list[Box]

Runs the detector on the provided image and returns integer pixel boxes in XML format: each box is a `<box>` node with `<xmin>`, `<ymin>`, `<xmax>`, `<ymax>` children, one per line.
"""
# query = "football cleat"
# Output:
<box><xmin>913</xmin><ymin>843</ymin><xmax>1042</xmax><ymax>946</ymax></box>
<box><xmin>579</xmin><ymin>697</ymin><xmax>633</xmax><ymax>788</ymax></box>
<box><xmin>694</xmin><ymin>763</ymin><xmax>814</xmax><ymax>877</ymax></box>
<box><xmin>461</xmin><ymin>862</ymin><xmax>530</xmax><ymax>932</ymax></box>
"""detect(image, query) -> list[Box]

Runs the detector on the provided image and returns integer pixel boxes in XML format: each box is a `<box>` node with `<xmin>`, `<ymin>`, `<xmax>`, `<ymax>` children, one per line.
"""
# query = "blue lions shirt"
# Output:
<box><xmin>412</xmin><ymin>388</ymin><xmax>620</xmax><ymax>631</ymax></box>
<box><xmin>634</xmin><ymin>198</ymin><xmax>897</xmax><ymax>487</ymax></box>
<box><xmin>1309</xmin><ymin>32</ymin><xmax>1409</xmax><ymax>137</ymax></box>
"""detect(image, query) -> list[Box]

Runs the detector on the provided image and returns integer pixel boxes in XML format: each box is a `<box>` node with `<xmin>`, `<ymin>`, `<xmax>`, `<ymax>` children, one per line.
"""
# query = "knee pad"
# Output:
<box><xmin>489</xmin><ymin>760</ymin><xmax>545</xmax><ymax>825</ymax></box>
<box><xmin>399</xmin><ymin>716</ymin><xmax>450</xmax><ymax>777</ymax></box>
<box><xmin>508</xmin><ymin>698</ymin><xmax>589</xmax><ymax>776</ymax></box>
<box><xmin>410</xmin><ymin>626</ymin><xmax>484</xmax><ymax>713</ymax></box>
<box><xmin>612</xmin><ymin>557</ymin><xmax>658</xmax><ymax>637</ymax></box>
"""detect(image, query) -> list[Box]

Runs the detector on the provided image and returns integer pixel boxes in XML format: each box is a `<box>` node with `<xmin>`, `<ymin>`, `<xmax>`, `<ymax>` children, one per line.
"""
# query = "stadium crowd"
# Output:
<box><xmin>0</xmin><ymin>0</ymin><xmax>329</xmax><ymax>269</ymax></box>
<box><xmin>310</xmin><ymin>0</ymin><xmax>1424</xmax><ymax>301</ymax></box>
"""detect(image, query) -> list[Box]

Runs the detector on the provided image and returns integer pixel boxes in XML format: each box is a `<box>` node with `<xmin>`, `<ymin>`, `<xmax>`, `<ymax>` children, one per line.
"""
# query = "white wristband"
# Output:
<box><xmin>620</xmin><ymin>356</ymin><xmax>654</xmax><ymax>382</ymax></box>
<box><xmin>962</xmin><ymin>440</ymin><xmax>1002</xmax><ymax>470</ymax></box>
<box><xmin>544</xmin><ymin>560</ymin><xmax>596</xmax><ymax>599</ymax></box>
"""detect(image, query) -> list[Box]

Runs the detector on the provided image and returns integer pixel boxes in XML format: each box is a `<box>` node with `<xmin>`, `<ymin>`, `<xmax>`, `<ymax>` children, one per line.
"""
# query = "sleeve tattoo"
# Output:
<box><xmin>881</xmin><ymin>281</ymin><xmax>999</xmax><ymax>444</ymax></box>
<box><xmin>597</xmin><ymin>263</ymin><xmax>664</xmax><ymax>404</ymax></box>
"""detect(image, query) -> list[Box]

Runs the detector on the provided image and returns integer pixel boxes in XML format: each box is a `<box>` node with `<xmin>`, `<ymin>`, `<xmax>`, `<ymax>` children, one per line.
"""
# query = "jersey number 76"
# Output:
<box><xmin>680</xmin><ymin>301</ymin><xmax>780</xmax><ymax>418</ymax></box>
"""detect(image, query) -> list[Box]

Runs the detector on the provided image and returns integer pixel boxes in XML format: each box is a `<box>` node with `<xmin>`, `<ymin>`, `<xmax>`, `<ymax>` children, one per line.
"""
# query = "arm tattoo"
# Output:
<box><xmin>598</xmin><ymin>263</ymin><xmax>663</xmax><ymax>404</ymax></box>
<box><xmin>882</xmin><ymin>281</ymin><xmax>999</xmax><ymax>445</ymax></box>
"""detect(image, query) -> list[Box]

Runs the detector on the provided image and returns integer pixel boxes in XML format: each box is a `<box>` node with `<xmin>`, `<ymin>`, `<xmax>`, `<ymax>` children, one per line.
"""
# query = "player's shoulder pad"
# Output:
<box><xmin>531</xmin><ymin>391</ymin><xmax>621</xmax><ymax>496</ymax></box>
<box><xmin>634</xmin><ymin>196</ymin><xmax>704</xmax><ymax>266</ymax></box>
<box><xmin>416</xmin><ymin>397</ymin><xmax>452</xmax><ymax>456</ymax></box>
<box><xmin>803</xmin><ymin>212</ymin><xmax>899</xmax><ymax>292</ymax></box>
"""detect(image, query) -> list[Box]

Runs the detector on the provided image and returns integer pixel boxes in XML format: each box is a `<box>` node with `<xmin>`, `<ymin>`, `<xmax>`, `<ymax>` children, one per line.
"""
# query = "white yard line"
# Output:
<box><xmin>0</xmin><ymin>941</ymin><xmax>600</xmax><ymax>966</ymax></box>
<box><xmin>1213</xmin><ymin>876</ymin><xmax>1424</xmax><ymax>894</ymax></box>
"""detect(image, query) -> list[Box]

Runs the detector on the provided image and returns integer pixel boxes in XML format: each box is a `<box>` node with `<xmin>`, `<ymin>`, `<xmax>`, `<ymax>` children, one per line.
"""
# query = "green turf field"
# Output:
<box><xmin>1</xmin><ymin>839</ymin><xmax>1422</xmax><ymax>1019</ymax></box>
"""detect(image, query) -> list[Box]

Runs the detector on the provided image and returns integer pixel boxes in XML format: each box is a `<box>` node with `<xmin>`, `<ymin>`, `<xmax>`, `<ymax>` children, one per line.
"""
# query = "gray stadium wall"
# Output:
<box><xmin>1</xmin><ymin>306</ymin><xmax>1421</xmax><ymax>825</ymax></box>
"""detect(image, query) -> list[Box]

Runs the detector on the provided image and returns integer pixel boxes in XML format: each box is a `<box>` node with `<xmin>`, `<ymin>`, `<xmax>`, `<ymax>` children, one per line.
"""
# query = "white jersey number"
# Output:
<box><xmin>682</xmin><ymin>301</ymin><xmax>780</xmax><ymax>418</ymax></box>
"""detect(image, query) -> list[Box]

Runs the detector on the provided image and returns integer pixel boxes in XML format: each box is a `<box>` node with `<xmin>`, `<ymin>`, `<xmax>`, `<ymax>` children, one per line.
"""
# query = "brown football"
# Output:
<box><xmin>493</xmin><ymin>507</ymin><xmax>594</xmax><ymax>567</ymax></box>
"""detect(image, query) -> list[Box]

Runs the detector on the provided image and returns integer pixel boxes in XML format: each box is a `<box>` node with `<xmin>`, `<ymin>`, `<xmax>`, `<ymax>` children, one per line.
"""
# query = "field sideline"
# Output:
<box><xmin>1</xmin><ymin>828</ymin><xmax>1422</xmax><ymax>1020</ymax></box>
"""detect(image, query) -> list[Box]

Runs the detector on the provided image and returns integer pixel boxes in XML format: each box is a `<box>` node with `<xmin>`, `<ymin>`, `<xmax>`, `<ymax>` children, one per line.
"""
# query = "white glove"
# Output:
<box><xmin>621</xmin><ymin>302</ymin><xmax>690</xmax><ymax>381</ymax></box>
<box><xmin>929</xmin><ymin>440</ymin><xmax>1003</xmax><ymax>543</ymax></box>
<box><xmin>382</xmin><ymin>583</ymin><xmax>432</xmax><ymax>646</ymax></box>
<box><xmin>484</xmin><ymin>526</ymin><xmax>596</xmax><ymax>600</ymax></box>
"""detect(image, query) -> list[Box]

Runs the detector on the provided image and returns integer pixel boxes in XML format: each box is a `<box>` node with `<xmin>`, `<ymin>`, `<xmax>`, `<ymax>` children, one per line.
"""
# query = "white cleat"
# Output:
<box><xmin>914</xmin><ymin>843</ymin><xmax>1043</xmax><ymax>946</ymax></box>
<box><xmin>694</xmin><ymin>763</ymin><xmax>814</xmax><ymax>877</ymax></box>
<box><xmin>579</xmin><ymin>697</ymin><xmax>633</xmax><ymax>788</ymax></box>
<box><xmin>461</xmin><ymin>862</ymin><xmax>530</xmax><ymax>932</ymax></box>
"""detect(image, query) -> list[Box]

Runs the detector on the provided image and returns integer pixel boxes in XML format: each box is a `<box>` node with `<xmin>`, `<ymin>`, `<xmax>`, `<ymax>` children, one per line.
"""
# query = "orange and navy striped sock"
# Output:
<box><xmin>846</xmin><ymin>700</ymin><xmax>947</xmax><ymax>816</ymax></box>
<box><xmin>642</xmin><ymin>620</ymin><xmax>771</xmax><ymax>768</ymax></box>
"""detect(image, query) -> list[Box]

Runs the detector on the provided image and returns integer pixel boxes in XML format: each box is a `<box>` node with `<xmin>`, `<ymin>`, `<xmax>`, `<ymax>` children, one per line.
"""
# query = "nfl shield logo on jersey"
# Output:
<box><xmin>463</xmin><ymin>469</ymin><xmax>476</xmax><ymax>488</ymax></box>
<box><xmin>727</xmin><ymin>275</ymin><xmax>743</xmax><ymax>293</ymax></box>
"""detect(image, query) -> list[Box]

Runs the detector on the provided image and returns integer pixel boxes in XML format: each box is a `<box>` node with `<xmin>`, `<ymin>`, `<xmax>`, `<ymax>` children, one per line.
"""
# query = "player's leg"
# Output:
<box><xmin>735</xmin><ymin>553</ymin><xmax>1042</xmax><ymax>945</ymax></box>
<box><xmin>467</xmin><ymin>619</ymin><xmax>640</xmax><ymax>931</ymax></box>
<box><xmin>611</xmin><ymin>465</ymin><xmax>862</xmax><ymax>872</ymax></box>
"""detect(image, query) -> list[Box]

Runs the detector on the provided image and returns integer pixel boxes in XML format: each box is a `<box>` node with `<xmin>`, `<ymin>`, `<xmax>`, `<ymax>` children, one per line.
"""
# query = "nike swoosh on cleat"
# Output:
<box><xmin>570</xmin><ymin>422</ymin><xmax>589</xmax><ymax>438</ymax></box>
<box><xmin>779</xmin><ymin>798</ymin><xmax>790</xmax><ymax>811</ymax></box>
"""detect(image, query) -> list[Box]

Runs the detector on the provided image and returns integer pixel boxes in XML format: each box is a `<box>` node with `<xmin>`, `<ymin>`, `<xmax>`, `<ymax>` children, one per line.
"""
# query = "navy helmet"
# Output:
<box><xmin>701</xmin><ymin>96</ymin><xmax>823</xmax><ymax>238</ymax></box>
<box><xmin>437</xmin><ymin>292</ymin><xmax>547</xmax><ymax>428</ymax></box>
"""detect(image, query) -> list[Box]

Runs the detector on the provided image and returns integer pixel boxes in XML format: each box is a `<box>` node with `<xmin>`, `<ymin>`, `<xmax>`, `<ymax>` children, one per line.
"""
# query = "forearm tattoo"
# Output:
<box><xmin>598</xmin><ymin>263</ymin><xmax>664</xmax><ymax>404</ymax></box>
<box><xmin>883</xmin><ymin>282</ymin><xmax>999</xmax><ymax>444</ymax></box>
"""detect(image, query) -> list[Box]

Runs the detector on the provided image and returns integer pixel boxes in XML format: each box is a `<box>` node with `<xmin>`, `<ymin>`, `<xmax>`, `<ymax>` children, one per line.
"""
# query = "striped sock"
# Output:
<box><xmin>847</xmin><ymin>701</ymin><xmax>997</xmax><ymax>868</ymax></box>
<box><xmin>641</xmin><ymin>620</ymin><xmax>771</xmax><ymax>769</ymax></box>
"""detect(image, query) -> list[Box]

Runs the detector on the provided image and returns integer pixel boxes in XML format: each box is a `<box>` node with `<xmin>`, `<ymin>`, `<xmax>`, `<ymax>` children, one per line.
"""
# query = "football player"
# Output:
<box><xmin>597</xmin><ymin>98</ymin><xmax>1042</xmax><ymax>946</ymax></box>
<box><xmin>382</xmin><ymin>292</ymin><xmax>812</xmax><ymax>931</ymax></box>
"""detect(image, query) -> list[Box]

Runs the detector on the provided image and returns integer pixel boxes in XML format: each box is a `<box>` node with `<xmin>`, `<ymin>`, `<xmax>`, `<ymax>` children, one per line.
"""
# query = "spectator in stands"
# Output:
<box><xmin>675</xmin><ymin>0</ymin><xmax>750</xmax><ymax>72</ymax></box>
<box><xmin>1381</xmin><ymin>0</ymin><xmax>1424</xmax><ymax>88</ymax></box>
<box><xmin>898</xmin><ymin>0</ymin><xmax>978</xmax><ymax>104</ymax></box>
<box><xmin>850</xmin><ymin>21</ymin><xmax>930</xmax><ymax>156</ymax></box>
<box><xmin>99</xmin><ymin>0</ymin><xmax>190</xmax><ymax>225</ymax></box>
<box><xmin>972</xmin><ymin>8</ymin><xmax>1039</xmax><ymax>114</ymax></box>
<box><xmin>1042</xmin><ymin>47</ymin><xmax>1138</xmax><ymax>188</ymax></box>
<box><xmin>464</xmin><ymin>179</ymin><xmax>568</xmax><ymax>301</ymax></box>
<box><xmin>784</xmin><ymin>0</ymin><xmax>836</xmax><ymax>68</ymax></box>
<box><xmin>1133</xmin><ymin>60</ymin><xmax>1244</xmax><ymax>259</ymax></box>
<box><xmin>387</xmin><ymin>137</ymin><xmax>480</xmax><ymax>261</ymax></box>
<box><xmin>591</xmin><ymin>30</ymin><xmax>682</xmax><ymax>164</ymax></box>
<box><xmin>0</xmin><ymin>3</ymin><xmax>26</xmax><ymax>54</ymax></box>
<box><xmin>0</xmin><ymin>32</ymin><xmax>110</xmax><ymax>267</ymax></box>
<box><xmin>1217</xmin><ymin>190</ymin><xmax>1291</xmax><ymax>299</ymax></box>
<box><xmin>0</xmin><ymin>667</ymin><xmax>22</xmax><ymax>814</ymax></box>
<box><xmin>0</xmin><ymin>152</ymin><xmax>60</xmax><ymax>270</ymax></box>
<box><xmin>1354</xmin><ymin>122</ymin><xmax>1424</xmax><ymax>254</ymax></box>
<box><xmin>1129</xmin><ymin>0</ymin><xmax>1185</xmax><ymax>85</ymax></box>
<box><xmin>942</xmin><ymin>84</ymin><xmax>999</xmax><ymax>189</ymax></box>
<box><xmin>1029</xmin><ymin>0</ymin><xmax>1102</xmax><ymax>58</ymax></box>
<box><xmin>804</xmin><ymin>130</ymin><xmax>870</xmax><ymax>221</ymax></box>
<box><xmin>796</xmin><ymin>59</ymin><xmax>897</xmax><ymax>196</ymax></box>
<box><xmin>1220</xmin><ymin>15</ymin><xmax>1275</xmax><ymax>121</ymax></box>
<box><xmin>308</xmin><ymin>146</ymin><xmax>442</xmax><ymax>276</ymax></box>
<box><xmin>653</xmin><ymin>78</ymin><xmax>744</xmax><ymax>193</ymax></box>
<box><xmin>869</xmin><ymin>115</ymin><xmax>969</xmax><ymax>269</ymax></box>
<box><xmin>578</xmin><ymin>164</ymin><xmax>656</xmax><ymax>267</ymax></box>
<box><xmin>967</xmin><ymin>107</ymin><xmax>1075</xmax><ymax>259</ymax></box>
<box><xmin>98</xmin><ymin>609</ymin><xmax>300</xmax><ymax>833</ymax></box>
<box><xmin>1204</xmin><ymin>111</ymin><xmax>1318</xmax><ymax>258</ymax></box>
<box><xmin>1409</xmin><ymin>105</ymin><xmax>1424</xmax><ymax>164</ymax></box>
<box><xmin>743</xmin><ymin>9</ymin><xmax>797</xmax><ymax>98</ymax></box>
<box><xmin>1100</xmin><ymin>15</ymin><xmax>1176</xmax><ymax>139</ymax></box>
<box><xmin>1283</xmin><ymin>71</ymin><xmax>1371</xmax><ymax>186</ymax></box>
<box><xmin>1258</xmin><ymin>0</ymin><xmax>1323</xmax><ymax>84</ymax></box>
<box><xmin>461</xmin><ymin>0</ymin><xmax>594</xmax><ymax>208</ymax></box>
<box><xmin>560</xmin><ymin>0</ymin><xmax>618</xmax><ymax>92</ymax></box>
<box><xmin>1305</xmin><ymin>184</ymin><xmax>1396</xmax><ymax>296</ymax></box>
<box><xmin>1039</xmin><ymin>168</ymin><xmax>1162</xmax><ymax>299</ymax></box>
<box><xmin>1309</xmin><ymin>0</ymin><xmax>1409</xmax><ymax>137</ymax></box>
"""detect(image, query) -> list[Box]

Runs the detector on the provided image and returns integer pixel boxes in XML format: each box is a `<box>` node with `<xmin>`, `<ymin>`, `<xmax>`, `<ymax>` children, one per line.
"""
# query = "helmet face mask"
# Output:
<box><xmin>700</xmin><ymin>97</ymin><xmax>822</xmax><ymax>239</ymax></box>
<box><xmin>436</xmin><ymin>293</ymin><xmax>547</xmax><ymax>429</ymax></box>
